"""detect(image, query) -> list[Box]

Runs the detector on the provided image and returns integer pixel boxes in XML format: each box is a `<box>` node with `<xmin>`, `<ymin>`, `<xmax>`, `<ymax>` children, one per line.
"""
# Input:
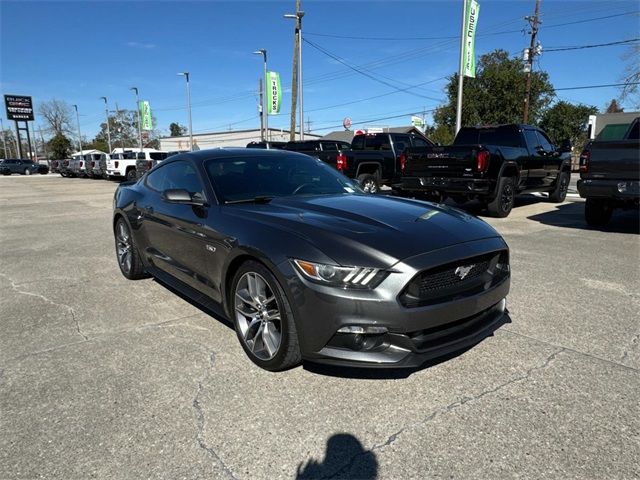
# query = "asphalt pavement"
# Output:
<box><xmin>1</xmin><ymin>174</ymin><xmax>638</xmax><ymax>479</ymax></box>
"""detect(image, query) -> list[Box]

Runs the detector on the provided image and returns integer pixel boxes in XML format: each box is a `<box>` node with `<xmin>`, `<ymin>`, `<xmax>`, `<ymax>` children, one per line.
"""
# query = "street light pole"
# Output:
<box><xmin>130</xmin><ymin>87</ymin><xmax>143</xmax><ymax>150</ymax></box>
<box><xmin>253</xmin><ymin>49</ymin><xmax>268</xmax><ymax>142</ymax></box>
<box><xmin>100</xmin><ymin>96</ymin><xmax>112</xmax><ymax>153</ymax></box>
<box><xmin>177</xmin><ymin>72</ymin><xmax>194</xmax><ymax>151</ymax></box>
<box><xmin>285</xmin><ymin>9</ymin><xmax>305</xmax><ymax>140</ymax></box>
<box><xmin>72</xmin><ymin>104</ymin><xmax>83</xmax><ymax>154</ymax></box>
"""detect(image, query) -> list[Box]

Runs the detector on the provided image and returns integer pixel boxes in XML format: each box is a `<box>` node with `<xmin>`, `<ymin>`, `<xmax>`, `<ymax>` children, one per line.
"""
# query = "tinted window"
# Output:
<box><xmin>536</xmin><ymin>130</ymin><xmax>553</xmax><ymax>152</ymax></box>
<box><xmin>627</xmin><ymin>120</ymin><xmax>639</xmax><ymax>140</ymax></box>
<box><xmin>149</xmin><ymin>152</ymin><xmax>167</xmax><ymax>160</ymax></box>
<box><xmin>146</xmin><ymin>161</ymin><xmax>204</xmax><ymax>199</ymax></box>
<box><xmin>393</xmin><ymin>135</ymin><xmax>411</xmax><ymax>153</ymax></box>
<box><xmin>205</xmin><ymin>154</ymin><xmax>360</xmax><ymax>203</ymax></box>
<box><xmin>321</xmin><ymin>142</ymin><xmax>337</xmax><ymax>151</ymax></box>
<box><xmin>523</xmin><ymin>129</ymin><xmax>540</xmax><ymax>150</ymax></box>
<box><xmin>351</xmin><ymin>134</ymin><xmax>392</xmax><ymax>151</ymax></box>
<box><xmin>455</xmin><ymin>127</ymin><xmax>523</xmax><ymax>147</ymax></box>
<box><xmin>412</xmin><ymin>137</ymin><xmax>431</xmax><ymax>148</ymax></box>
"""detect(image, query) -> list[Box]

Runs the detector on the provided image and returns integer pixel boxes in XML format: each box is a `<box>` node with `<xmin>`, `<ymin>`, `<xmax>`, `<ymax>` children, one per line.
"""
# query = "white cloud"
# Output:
<box><xmin>126</xmin><ymin>41</ymin><xmax>156</xmax><ymax>49</ymax></box>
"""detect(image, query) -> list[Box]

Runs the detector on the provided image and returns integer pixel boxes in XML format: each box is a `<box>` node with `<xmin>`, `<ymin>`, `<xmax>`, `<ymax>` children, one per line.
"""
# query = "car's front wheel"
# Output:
<box><xmin>114</xmin><ymin>217</ymin><xmax>148</xmax><ymax>280</ymax></box>
<box><xmin>231</xmin><ymin>261</ymin><xmax>301</xmax><ymax>371</ymax></box>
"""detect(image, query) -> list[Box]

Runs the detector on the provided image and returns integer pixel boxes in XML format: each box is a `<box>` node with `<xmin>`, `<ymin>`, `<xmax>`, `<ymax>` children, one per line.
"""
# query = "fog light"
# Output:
<box><xmin>337</xmin><ymin>325</ymin><xmax>388</xmax><ymax>334</ymax></box>
<box><xmin>618</xmin><ymin>182</ymin><xmax>627</xmax><ymax>193</ymax></box>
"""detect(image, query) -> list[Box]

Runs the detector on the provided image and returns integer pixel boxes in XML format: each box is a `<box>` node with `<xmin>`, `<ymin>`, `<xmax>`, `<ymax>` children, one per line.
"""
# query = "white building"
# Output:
<box><xmin>159</xmin><ymin>128</ymin><xmax>320</xmax><ymax>151</ymax></box>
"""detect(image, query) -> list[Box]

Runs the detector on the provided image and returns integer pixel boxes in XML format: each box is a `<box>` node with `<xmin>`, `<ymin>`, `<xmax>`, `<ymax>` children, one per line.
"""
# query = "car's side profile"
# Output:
<box><xmin>113</xmin><ymin>149</ymin><xmax>510</xmax><ymax>371</ymax></box>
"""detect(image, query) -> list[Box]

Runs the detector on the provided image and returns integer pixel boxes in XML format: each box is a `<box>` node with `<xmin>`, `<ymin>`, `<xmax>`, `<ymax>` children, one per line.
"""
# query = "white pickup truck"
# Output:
<box><xmin>106</xmin><ymin>148</ymin><xmax>167</xmax><ymax>181</ymax></box>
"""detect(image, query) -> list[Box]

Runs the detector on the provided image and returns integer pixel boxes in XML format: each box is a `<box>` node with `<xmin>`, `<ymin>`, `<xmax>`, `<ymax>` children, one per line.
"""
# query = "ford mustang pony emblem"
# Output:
<box><xmin>455</xmin><ymin>265</ymin><xmax>475</xmax><ymax>280</ymax></box>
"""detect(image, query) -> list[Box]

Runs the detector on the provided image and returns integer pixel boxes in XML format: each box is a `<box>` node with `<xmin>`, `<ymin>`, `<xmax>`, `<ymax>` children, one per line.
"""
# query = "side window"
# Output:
<box><xmin>627</xmin><ymin>120</ymin><xmax>639</xmax><ymax>140</ymax></box>
<box><xmin>137</xmin><ymin>152</ymin><xmax>145</xmax><ymax>160</ymax></box>
<box><xmin>162</xmin><ymin>161</ymin><xmax>205</xmax><ymax>199</ymax></box>
<box><xmin>393</xmin><ymin>135</ymin><xmax>411</xmax><ymax>153</ymax></box>
<box><xmin>145</xmin><ymin>164</ymin><xmax>168</xmax><ymax>192</ymax></box>
<box><xmin>412</xmin><ymin>137</ymin><xmax>430</xmax><ymax>148</ymax></box>
<box><xmin>322</xmin><ymin>142</ymin><xmax>337</xmax><ymax>151</ymax></box>
<box><xmin>536</xmin><ymin>131</ymin><xmax>554</xmax><ymax>152</ymax></box>
<box><xmin>523</xmin><ymin>130</ymin><xmax>540</xmax><ymax>151</ymax></box>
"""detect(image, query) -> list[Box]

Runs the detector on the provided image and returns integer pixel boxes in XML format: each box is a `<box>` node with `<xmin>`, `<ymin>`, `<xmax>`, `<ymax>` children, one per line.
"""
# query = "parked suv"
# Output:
<box><xmin>0</xmin><ymin>159</ymin><xmax>49</xmax><ymax>175</ymax></box>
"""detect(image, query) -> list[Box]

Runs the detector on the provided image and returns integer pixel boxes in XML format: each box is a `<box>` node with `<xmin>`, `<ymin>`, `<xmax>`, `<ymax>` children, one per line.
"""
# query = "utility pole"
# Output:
<box><xmin>253</xmin><ymin>50</ymin><xmax>268</xmax><ymax>142</ymax></box>
<box><xmin>285</xmin><ymin>0</ymin><xmax>302</xmax><ymax>141</ymax></box>
<box><xmin>523</xmin><ymin>0</ymin><xmax>541</xmax><ymax>124</ymax></box>
<box><xmin>130</xmin><ymin>87</ymin><xmax>143</xmax><ymax>150</ymax></box>
<box><xmin>100</xmin><ymin>96</ymin><xmax>112</xmax><ymax>153</ymax></box>
<box><xmin>177</xmin><ymin>72</ymin><xmax>194</xmax><ymax>151</ymax></box>
<box><xmin>258</xmin><ymin>78</ymin><xmax>264</xmax><ymax>141</ymax></box>
<box><xmin>72</xmin><ymin>104</ymin><xmax>83</xmax><ymax>154</ymax></box>
<box><xmin>38</xmin><ymin>125</ymin><xmax>48</xmax><ymax>164</ymax></box>
<box><xmin>305</xmin><ymin>116</ymin><xmax>311</xmax><ymax>135</ymax></box>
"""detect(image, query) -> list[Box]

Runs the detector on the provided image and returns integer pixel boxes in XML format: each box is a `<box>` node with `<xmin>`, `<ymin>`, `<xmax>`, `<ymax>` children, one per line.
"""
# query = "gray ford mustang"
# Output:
<box><xmin>113</xmin><ymin>149</ymin><xmax>510</xmax><ymax>371</ymax></box>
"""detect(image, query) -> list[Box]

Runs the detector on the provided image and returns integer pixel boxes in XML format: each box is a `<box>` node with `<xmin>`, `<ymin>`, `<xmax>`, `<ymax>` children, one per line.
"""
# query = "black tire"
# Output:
<box><xmin>584</xmin><ymin>198</ymin><xmax>613</xmax><ymax>227</ymax></box>
<box><xmin>230</xmin><ymin>260</ymin><xmax>302</xmax><ymax>371</ymax></box>
<box><xmin>357</xmin><ymin>173</ymin><xmax>380</xmax><ymax>194</ymax></box>
<box><xmin>24</xmin><ymin>168</ymin><xmax>31</xmax><ymax>175</ymax></box>
<box><xmin>486</xmin><ymin>176</ymin><xmax>515</xmax><ymax>218</ymax></box>
<box><xmin>114</xmin><ymin>217</ymin><xmax>148</xmax><ymax>280</ymax></box>
<box><xmin>126</xmin><ymin>168</ymin><xmax>137</xmax><ymax>181</ymax></box>
<box><xmin>549</xmin><ymin>171</ymin><xmax>570</xmax><ymax>203</ymax></box>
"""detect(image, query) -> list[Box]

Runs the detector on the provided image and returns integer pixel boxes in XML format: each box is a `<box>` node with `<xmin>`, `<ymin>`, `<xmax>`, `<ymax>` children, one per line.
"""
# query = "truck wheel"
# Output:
<box><xmin>585</xmin><ymin>198</ymin><xmax>613</xmax><ymax>227</ymax></box>
<box><xmin>357</xmin><ymin>174</ymin><xmax>379</xmax><ymax>194</ymax></box>
<box><xmin>126</xmin><ymin>168</ymin><xmax>137</xmax><ymax>181</ymax></box>
<box><xmin>549</xmin><ymin>171</ymin><xmax>570</xmax><ymax>203</ymax></box>
<box><xmin>486</xmin><ymin>177</ymin><xmax>515</xmax><ymax>218</ymax></box>
<box><xmin>24</xmin><ymin>168</ymin><xmax>31</xmax><ymax>175</ymax></box>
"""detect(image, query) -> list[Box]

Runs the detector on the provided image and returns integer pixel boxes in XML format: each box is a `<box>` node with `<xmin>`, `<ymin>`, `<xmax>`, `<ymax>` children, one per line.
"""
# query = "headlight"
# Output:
<box><xmin>292</xmin><ymin>259</ymin><xmax>387</xmax><ymax>289</ymax></box>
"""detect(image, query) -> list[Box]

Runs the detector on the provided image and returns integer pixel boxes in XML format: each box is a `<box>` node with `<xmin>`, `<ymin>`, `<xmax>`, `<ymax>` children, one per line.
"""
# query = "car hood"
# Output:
<box><xmin>224</xmin><ymin>194</ymin><xmax>502</xmax><ymax>268</ymax></box>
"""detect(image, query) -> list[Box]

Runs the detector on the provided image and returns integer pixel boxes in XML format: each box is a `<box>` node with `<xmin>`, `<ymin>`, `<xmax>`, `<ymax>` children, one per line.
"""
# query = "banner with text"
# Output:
<box><xmin>139</xmin><ymin>100</ymin><xmax>153</xmax><ymax>130</ymax></box>
<box><xmin>267</xmin><ymin>71</ymin><xmax>281</xmax><ymax>115</ymax></box>
<box><xmin>462</xmin><ymin>0</ymin><xmax>480</xmax><ymax>78</ymax></box>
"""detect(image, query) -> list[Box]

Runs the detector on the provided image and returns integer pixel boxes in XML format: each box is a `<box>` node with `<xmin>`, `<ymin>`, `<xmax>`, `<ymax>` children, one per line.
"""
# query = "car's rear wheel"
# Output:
<box><xmin>114</xmin><ymin>218</ymin><xmax>148</xmax><ymax>280</ymax></box>
<box><xmin>24</xmin><ymin>168</ymin><xmax>31</xmax><ymax>175</ymax></box>
<box><xmin>357</xmin><ymin>173</ymin><xmax>379</xmax><ymax>194</ymax></box>
<box><xmin>584</xmin><ymin>198</ymin><xmax>613</xmax><ymax>226</ymax></box>
<box><xmin>232</xmin><ymin>261</ymin><xmax>301</xmax><ymax>371</ymax></box>
<box><xmin>486</xmin><ymin>176</ymin><xmax>515</xmax><ymax>218</ymax></box>
<box><xmin>549</xmin><ymin>171</ymin><xmax>570</xmax><ymax>203</ymax></box>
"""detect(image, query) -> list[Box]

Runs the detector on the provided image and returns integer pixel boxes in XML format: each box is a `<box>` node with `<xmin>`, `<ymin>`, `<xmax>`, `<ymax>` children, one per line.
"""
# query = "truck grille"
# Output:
<box><xmin>400</xmin><ymin>250</ymin><xmax>509</xmax><ymax>307</ymax></box>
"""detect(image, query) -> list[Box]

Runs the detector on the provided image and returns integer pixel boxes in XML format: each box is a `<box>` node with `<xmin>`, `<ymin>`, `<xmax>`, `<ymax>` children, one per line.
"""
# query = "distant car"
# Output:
<box><xmin>113</xmin><ymin>149</ymin><xmax>510</xmax><ymax>371</ymax></box>
<box><xmin>246</xmin><ymin>141</ymin><xmax>287</xmax><ymax>150</ymax></box>
<box><xmin>283</xmin><ymin>140</ymin><xmax>352</xmax><ymax>170</ymax></box>
<box><xmin>0</xmin><ymin>159</ymin><xmax>49</xmax><ymax>175</ymax></box>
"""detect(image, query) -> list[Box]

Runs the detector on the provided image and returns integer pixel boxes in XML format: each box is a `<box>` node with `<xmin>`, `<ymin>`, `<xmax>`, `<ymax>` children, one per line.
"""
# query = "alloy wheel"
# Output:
<box><xmin>501</xmin><ymin>183</ymin><xmax>514</xmax><ymax>213</ymax></box>
<box><xmin>234</xmin><ymin>272</ymin><xmax>282</xmax><ymax>361</ymax></box>
<box><xmin>363</xmin><ymin>179</ymin><xmax>378</xmax><ymax>194</ymax></box>
<box><xmin>116</xmin><ymin>221</ymin><xmax>133</xmax><ymax>274</ymax></box>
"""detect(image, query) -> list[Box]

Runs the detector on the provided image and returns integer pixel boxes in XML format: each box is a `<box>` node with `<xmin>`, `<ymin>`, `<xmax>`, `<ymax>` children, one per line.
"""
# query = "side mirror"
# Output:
<box><xmin>559</xmin><ymin>139</ymin><xmax>572</xmax><ymax>153</ymax></box>
<box><xmin>162</xmin><ymin>189</ymin><xmax>204</xmax><ymax>205</ymax></box>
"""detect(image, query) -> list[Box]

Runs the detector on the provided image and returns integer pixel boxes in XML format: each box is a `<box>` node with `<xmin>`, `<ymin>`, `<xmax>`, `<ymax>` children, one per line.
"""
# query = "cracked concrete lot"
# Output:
<box><xmin>1</xmin><ymin>175</ymin><xmax>638</xmax><ymax>479</ymax></box>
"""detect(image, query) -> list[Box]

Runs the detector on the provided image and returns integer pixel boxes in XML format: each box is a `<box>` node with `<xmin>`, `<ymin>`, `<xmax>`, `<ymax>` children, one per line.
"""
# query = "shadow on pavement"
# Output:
<box><xmin>296</xmin><ymin>433</ymin><xmax>378</xmax><ymax>480</ymax></box>
<box><xmin>527</xmin><ymin>202</ymin><xmax>639</xmax><ymax>235</ymax></box>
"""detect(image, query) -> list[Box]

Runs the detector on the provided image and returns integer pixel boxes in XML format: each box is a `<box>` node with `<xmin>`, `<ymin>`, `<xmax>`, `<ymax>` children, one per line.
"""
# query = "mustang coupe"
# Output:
<box><xmin>113</xmin><ymin>149</ymin><xmax>510</xmax><ymax>371</ymax></box>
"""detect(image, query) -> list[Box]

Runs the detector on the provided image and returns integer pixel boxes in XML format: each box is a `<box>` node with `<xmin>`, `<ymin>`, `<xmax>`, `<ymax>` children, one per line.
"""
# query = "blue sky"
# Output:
<box><xmin>1</xmin><ymin>0</ymin><xmax>638</xmax><ymax>139</ymax></box>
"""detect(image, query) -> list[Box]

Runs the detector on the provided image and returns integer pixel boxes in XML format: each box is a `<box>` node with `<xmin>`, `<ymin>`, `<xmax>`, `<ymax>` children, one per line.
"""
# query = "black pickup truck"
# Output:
<box><xmin>578</xmin><ymin>117</ymin><xmax>639</xmax><ymax>226</ymax></box>
<box><xmin>335</xmin><ymin>131</ymin><xmax>433</xmax><ymax>193</ymax></box>
<box><xmin>283</xmin><ymin>139</ymin><xmax>352</xmax><ymax>168</ymax></box>
<box><xmin>401</xmin><ymin>124</ymin><xmax>572</xmax><ymax>217</ymax></box>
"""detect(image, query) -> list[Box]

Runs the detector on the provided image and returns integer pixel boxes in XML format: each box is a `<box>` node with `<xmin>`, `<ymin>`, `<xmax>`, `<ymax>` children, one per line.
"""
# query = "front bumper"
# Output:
<box><xmin>401</xmin><ymin>176</ymin><xmax>495</xmax><ymax>196</ymax></box>
<box><xmin>578</xmin><ymin>178</ymin><xmax>640</xmax><ymax>200</ymax></box>
<box><xmin>279</xmin><ymin>237</ymin><xmax>510</xmax><ymax>368</ymax></box>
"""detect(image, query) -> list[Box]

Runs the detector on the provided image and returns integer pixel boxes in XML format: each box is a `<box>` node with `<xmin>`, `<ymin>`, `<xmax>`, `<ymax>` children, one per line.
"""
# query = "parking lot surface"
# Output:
<box><xmin>1</xmin><ymin>174</ymin><xmax>638</xmax><ymax>479</ymax></box>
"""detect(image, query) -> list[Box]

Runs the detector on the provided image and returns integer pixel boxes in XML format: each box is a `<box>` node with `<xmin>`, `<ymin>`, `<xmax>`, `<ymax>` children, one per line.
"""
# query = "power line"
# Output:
<box><xmin>543</xmin><ymin>11</ymin><xmax>638</xmax><ymax>29</ymax></box>
<box><xmin>555</xmin><ymin>82</ymin><xmax>640</xmax><ymax>91</ymax></box>
<box><xmin>544</xmin><ymin>38</ymin><xmax>639</xmax><ymax>52</ymax></box>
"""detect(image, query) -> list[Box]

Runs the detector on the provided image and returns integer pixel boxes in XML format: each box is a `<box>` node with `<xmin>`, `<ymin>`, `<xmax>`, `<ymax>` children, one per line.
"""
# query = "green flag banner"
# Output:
<box><xmin>266</xmin><ymin>71</ymin><xmax>281</xmax><ymax>115</ymax></box>
<box><xmin>139</xmin><ymin>100</ymin><xmax>153</xmax><ymax>130</ymax></box>
<box><xmin>462</xmin><ymin>0</ymin><xmax>480</xmax><ymax>78</ymax></box>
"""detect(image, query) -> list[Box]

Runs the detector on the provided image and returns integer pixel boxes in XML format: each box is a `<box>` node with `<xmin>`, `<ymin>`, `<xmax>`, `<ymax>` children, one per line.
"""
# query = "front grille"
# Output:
<box><xmin>400</xmin><ymin>250</ymin><xmax>509</xmax><ymax>307</ymax></box>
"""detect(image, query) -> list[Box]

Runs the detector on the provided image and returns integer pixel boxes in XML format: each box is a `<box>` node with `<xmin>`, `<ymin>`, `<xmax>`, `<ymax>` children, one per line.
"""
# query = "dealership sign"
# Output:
<box><xmin>4</xmin><ymin>95</ymin><xmax>34</xmax><ymax>121</ymax></box>
<box><xmin>266</xmin><ymin>71</ymin><xmax>281</xmax><ymax>115</ymax></box>
<box><xmin>462</xmin><ymin>0</ymin><xmax>480</xmax><ymax>78</ymax></box>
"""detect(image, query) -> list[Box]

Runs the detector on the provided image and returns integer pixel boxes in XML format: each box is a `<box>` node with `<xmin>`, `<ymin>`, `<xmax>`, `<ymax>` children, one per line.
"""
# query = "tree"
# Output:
<box><xmin>0</xmin><ymin>128</ymin><xmax>17</xmax><ymax>158</ymax></box>
<box><xmin>38</xmin><ymin>99</ymin><xmax>73</xmax><ymax>136</ymax></box>
<box><xmin>620</xmin><ymin>44</ymin><xmax>639</xmax><ymax>108</ymax></box>
<box><xmin>169</xmin><ymin>122</ymin><xmax>187</xmax><ymax>136</ymax></box>
<box><xmin>539</xmin><ymin>101</ymin><xmax>597</xmax><ymax>152</ymax></box>
<box><xmin>431</xmin><ymin>49</ymin><xmax>555</xmax><ymax>141</ymax></box>
<box><xmin>604</xmin><ymin>99</ymin><xmax>624</xmax><ymax>113</ymax></box>
<box><xmin>48</xmin><ymin>134</ymin><xmax>72</xmax><ymax>160</ymax></box>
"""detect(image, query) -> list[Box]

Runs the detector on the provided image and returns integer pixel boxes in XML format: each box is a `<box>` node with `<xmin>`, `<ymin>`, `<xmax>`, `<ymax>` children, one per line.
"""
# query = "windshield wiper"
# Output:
<box><xmin>225</xmin><ymin>196</ymin><xmax>274</xmax><ymax>205</ymax></box>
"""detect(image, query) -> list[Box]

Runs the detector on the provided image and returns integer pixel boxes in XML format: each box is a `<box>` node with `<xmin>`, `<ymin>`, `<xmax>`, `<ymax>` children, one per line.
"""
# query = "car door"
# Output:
<box><xmin>140</xmin><ymin>160</ymin><xmax>216</xmax><ymax>296</ymax></box>
<box><xmin>522</xmin><ymin>128</ymin><xmax>545</xmax><ymax>187</ymax></box>
<box><xmin>536</xmin><ymin>129</ymin><xmax>560</xmax><ymax>187</ymax></box>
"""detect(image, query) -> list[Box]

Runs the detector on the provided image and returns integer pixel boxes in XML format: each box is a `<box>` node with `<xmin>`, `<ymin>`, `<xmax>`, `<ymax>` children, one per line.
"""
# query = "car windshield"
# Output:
<box><xmin>205</xmin><ymin>153</ymin><xmax>362</xmax><ymax>203</ymax></box>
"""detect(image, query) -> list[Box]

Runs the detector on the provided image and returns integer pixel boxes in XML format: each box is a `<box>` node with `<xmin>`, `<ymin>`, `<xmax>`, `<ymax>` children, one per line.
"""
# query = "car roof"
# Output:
<box><xmin>165</xmin><ymin>148</ymin><xmax>311</xmax><ymax>163</ymax></box>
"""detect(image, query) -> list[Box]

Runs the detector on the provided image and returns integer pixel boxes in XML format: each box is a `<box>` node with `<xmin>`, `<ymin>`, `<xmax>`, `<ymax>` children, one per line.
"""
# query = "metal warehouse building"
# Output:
<box><xmin>159</xmin><ymin>128</ymin><xmax>321</xmax><ymax>151</ymax></box>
